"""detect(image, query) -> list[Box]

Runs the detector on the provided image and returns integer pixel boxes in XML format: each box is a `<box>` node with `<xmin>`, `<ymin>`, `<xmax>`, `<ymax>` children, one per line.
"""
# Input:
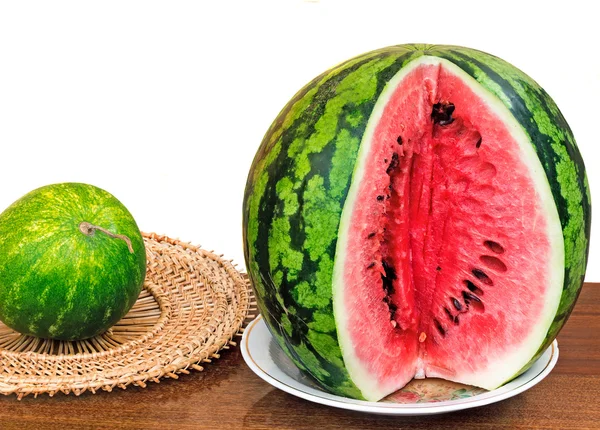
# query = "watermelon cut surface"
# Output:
<box><xmin>243</xmin><ymin>45</ymin><xmax>590</xmax><ymax>402</ymax></box>
<box><xmin>333</xmin><ymin>57</ymin><xmax>564</xmax><ymax>400</ymax></box>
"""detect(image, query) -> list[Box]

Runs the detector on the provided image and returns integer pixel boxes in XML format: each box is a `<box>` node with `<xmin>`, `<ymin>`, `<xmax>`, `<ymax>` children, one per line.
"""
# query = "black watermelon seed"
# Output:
<box><xmin>452</xmin><ymin>297</ymin><xmax>462</xmax><ymax>311</ymax></box>
<box><xmin>436</xmin><ymin>266</ymin><xmax>441</xmax><ymax>271</ymax></box>
<box><xmin>386</xmin><ymin>152</ymin><xmax>400</xmax><ymax>175</ymax></box>
<box><xmin>476</xmin><ymin>137</ymin><xmax>482</xmax><ymax>148</ymax></box>
<box><xmin>367</xmin><ymin>262</ymin><xmax>375</xmax><ymax>269</ymax></box>
<box><xmin>484</xmin><ymin>240</ymin><xmax>505</xmax><ymax>254</ymax></box>
<box><xmin>443</xmin><ymin>307</ymin><xmax>454</xmax><ymax>322</ymax></box>
<box><xmin>462</xmin><ymin>290</ymin><xmax>482</xmax><ymax>303</ymax></box>
<box><xmin>377</xmin><ymin>195</ymin><xmax>384</xmax><ymax>201</ymax></box>
<box><xmin>433</xmin><ymin>318</ymin><xmax>446</xmax><ymax>337</ymax></box>
<box><xmin>464</xmin><ymin>280</ymin><xmax>484</xmax><ymax>296</ymax></box>
<box><xmin>463</xmin><ymin>291</ymin><xmax>485</xmax><ymax>312</ymax></box>
<box><xmin>454</xmin><ymin>315</ymin><xmax>460</xmax><ymax>325</ymax></box>
<box><xmin>472</xmin><ymin>268</ymin><xmax>493</xmax><ymax>286</ymax></box>
<box><xmin>397</xmin><ymin>135</ymin><xmax>403</xmax><ymax>145</ymax></box>
<box><xmin>367</xmin><ymin>232</ymin><xmax>376</xmax><ymax>239</ymax></box>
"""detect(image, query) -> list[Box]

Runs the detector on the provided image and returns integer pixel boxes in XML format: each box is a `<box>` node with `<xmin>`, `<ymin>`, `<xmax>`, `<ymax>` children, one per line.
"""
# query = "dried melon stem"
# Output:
<box><xmin>78</xmin><ymin>221</ymin><xmax>134</xmax><ymax>253</ymax></box>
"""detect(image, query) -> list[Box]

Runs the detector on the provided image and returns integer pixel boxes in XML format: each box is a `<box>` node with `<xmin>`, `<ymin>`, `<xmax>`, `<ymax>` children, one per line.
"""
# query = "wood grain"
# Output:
<box><xmin>1</xmin><ymin>284</ymin><xmax>599</xmax><ymax>430</ymax></box>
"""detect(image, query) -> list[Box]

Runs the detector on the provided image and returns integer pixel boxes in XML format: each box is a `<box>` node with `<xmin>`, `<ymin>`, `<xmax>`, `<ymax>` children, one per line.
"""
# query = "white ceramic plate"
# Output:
<box><xmin>241</xmin><ymin>315</ymin><xmax>559</xmax><ymax>416</ymax></box>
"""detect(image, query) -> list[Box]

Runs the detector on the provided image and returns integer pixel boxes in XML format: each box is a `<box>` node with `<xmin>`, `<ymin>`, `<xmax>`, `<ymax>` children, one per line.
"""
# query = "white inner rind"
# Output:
<box><xmin>331</xmin><ymin>56</ymin><xmax>564</xmax><ymax>401</ymax></box>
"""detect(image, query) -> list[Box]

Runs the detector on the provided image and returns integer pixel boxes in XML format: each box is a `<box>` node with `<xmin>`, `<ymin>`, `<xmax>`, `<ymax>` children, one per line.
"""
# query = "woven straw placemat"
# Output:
<box><xmin>0</xmin><ymin>232</ymin><xmax>254</xmax><ymax>399</ymax></box>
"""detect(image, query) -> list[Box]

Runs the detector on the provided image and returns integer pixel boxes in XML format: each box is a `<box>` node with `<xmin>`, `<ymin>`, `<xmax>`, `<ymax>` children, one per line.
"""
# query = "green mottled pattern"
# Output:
<box><xmin>0</xmin><ymin>183</ymin><xmax>146</xmax><ymax>340</ymax></box>
<box><xmin>243</xmin><ymin>44</ymin><xmax>590</xmax><ymax>397</ymax></box>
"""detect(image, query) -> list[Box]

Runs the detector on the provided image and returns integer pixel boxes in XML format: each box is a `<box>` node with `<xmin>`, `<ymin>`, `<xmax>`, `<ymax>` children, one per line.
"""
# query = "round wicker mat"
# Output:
<box><xmin>0</xmin><ymin>233</ymin><xmax>254</xmax><ymax>399</ymax></box>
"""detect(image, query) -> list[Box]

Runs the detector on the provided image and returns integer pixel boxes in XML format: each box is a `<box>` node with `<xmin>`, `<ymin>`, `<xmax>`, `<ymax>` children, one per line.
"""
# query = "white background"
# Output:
<box><xmin>0</xmin><ymin>1</ymin><xmax>598</xmax><ymax>280</ymax></box>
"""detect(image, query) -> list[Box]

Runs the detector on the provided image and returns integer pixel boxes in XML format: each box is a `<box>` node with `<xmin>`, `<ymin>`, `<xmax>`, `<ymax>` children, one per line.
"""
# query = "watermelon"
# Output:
<box><xmin>242</xmin><ymin>44</ymin><xmax>591</xmax><ymax>401</ymax></box>
<box><xmin>0</xmin><ymin>183</ymin><xmax>147</xmax><ymax>341</ymax></box>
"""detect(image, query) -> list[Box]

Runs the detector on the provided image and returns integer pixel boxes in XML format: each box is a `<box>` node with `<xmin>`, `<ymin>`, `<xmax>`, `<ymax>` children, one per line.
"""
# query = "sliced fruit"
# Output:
<box><xmin>243</xmin><ymin>44</ymin><xmax>590</xmax><ymax>401</ymax></box>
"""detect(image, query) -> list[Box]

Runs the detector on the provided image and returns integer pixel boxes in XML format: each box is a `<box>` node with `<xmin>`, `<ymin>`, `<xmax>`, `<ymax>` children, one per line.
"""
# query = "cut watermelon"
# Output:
<box><xmin>332</xmin><ymin>57</ymin><xmax>564</xmax><ymax>400</ymax></box>
<box><xmin>243</xmin><ymin>45</ymin><xmax>590</xmax><ymax>402</ymax></box>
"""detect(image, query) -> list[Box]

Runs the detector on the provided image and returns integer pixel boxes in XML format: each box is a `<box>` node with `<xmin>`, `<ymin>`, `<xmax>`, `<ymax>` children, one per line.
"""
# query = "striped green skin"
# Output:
<box><xmin>0</xmin><ymin>183</ymin><xmax>146</xmax><ymax>341</ymax></box>
<box><xmin>243</xmin><ymin>44</ymin><xmax>591</xmax><ymax>398</ymax></box>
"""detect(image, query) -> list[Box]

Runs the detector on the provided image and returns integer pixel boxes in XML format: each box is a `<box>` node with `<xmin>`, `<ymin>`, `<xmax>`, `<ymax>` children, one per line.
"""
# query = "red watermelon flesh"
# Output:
<box><xmin>333</xmin><ymin>58</ymin><xmax>563</xmax><ymax>400</ymax></box>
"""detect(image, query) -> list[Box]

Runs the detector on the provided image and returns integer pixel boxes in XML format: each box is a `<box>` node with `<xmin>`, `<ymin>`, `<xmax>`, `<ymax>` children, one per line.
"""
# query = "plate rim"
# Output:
<box><xmin>241</xmin><ymin>315</ymin><xmax>559</xmax><ymax>415</ymax></box>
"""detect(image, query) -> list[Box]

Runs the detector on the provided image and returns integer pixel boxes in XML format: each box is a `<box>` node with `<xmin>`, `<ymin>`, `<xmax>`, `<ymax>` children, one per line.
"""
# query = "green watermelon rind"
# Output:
<box><xmin>242</xmin><ymin>44</ymin><xmax>590</xmax><ymax>399</ymax></box>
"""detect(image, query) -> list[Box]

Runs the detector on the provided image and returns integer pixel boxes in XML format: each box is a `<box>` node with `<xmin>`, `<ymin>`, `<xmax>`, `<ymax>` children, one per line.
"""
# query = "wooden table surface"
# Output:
<box><xmin>1</xmin><ymin>283</ymin><xmax>598</xmax><ymax>430</ymax></box>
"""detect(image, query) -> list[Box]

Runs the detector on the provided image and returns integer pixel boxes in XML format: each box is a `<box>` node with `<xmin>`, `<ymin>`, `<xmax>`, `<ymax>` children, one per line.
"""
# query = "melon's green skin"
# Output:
<box><xmin>0</xmin><ymin>183</ymin><xmax>147</xmax><ymax>341</ymax></box>
<box><xmin>242</xmin><ymin>44</ymin><xmax>591</xmax><ymax>398</ymax></box>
